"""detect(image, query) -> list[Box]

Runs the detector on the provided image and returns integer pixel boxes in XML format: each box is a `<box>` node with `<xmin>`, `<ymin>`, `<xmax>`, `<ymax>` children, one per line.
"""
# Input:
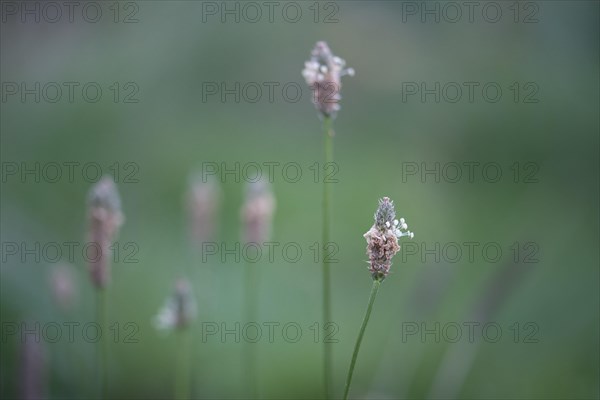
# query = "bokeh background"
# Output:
<box><xmin>1</xmin><ymin>1</ymin><xmax>599</xmax><ymax>399</ymax></box>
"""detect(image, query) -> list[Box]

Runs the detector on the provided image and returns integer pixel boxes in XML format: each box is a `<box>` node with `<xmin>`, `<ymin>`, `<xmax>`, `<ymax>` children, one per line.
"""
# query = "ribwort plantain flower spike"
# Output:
<box><xmin>302</xmin><ymin>41</ymin><xmax>355</xmax><ymax>118</ymax></box>
<box><xmin>303</xmin><ymin>41</ymin><xmax>353</xmax><ymax>399</ymax></box>
<box><xmin>87</xmin><ymin>177</ymin><xmax>124</xmax><ymax>289</ymax></box>
<box><xmin>240</xmin><ymin>179</ymin><xmax>275</xmax><ymax>399</ymax></box>
<box><xmin>154</xmin><ymin>279</ymin><xmax>197</xmax><ymax>331</ymax></box>
<box><xmin>343</xmin><ymin>198</ymin><xmax>416</xmax><ymax>400</ymax></box>
<box><xmin>364</xmin><ymin>197</ymin><xmax>414</xmax><ymax>281</ymax></box>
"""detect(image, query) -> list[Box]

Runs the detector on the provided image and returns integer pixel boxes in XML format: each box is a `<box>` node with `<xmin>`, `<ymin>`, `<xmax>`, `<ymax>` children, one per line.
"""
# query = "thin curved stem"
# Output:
<box><xmin>343</xmin><ymin>280</ymin><xmax>381</xmax><ymax>400</ymax></box>
<box><xmin>322</xmin><ymin>116</ymin><xmax>334</xmax><ymax>399</ymax></box>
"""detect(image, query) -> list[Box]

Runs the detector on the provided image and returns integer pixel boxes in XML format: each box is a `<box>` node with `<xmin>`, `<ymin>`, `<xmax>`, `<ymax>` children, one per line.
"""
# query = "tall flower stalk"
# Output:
<box><xmin>87</xmin><ymin>177</ymin><xmax>124</xmax><ymax>399</ymax></box>
<box><xmin>241</xmin><ymin>179</ymin><xmax>276</xmax><ymax>398</ymax></box>
<box><xmin>321</xmin><ymin>114</ymin><xmax>334</xmax><ymax>399</ymax></box>
<box><xmin>343</xmin><ymin>197</ymin><xmax>414</xmax><ymax>400</ymax></box>
<box><xmin>154</xmin><ymin>279</ymin><xmax>197</xmax><ymax>399</ymax></box>
<box><xmin>184</xmin><ymin>175</ymin><xmax>220</xmax><ymax>398</ymax></box>
<box><xmin>303</xmin><ymin>40</ymin><xmax>354</xmax><ymax>398</ymax></box>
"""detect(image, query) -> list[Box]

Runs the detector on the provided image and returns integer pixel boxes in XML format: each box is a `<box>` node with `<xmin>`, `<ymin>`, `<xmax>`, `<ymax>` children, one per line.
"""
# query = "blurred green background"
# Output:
<box><xmin>1</xmin><ymin>1</ymin><xmax>598</xmax><ymax>399</ymax></box>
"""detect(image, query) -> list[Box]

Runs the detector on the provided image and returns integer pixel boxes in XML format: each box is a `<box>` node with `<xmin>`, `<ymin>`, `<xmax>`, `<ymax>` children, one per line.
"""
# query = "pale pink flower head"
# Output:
<box><xmin>302</xmin><ymin>41</ymin><xmax>355</xmax><ymax>118</ymax></box>
<box><xmin>87</xmin><ymin>177</ymin><xmax>124</xmax><ymax>289</ymax></box>
<box><xmin>187</xmin><ymin>175</ymin><xmax>220</xmax><ymax>245</ymax></box>
<box><xmin>241</xmin><ymin>179</ymin><xmax>276</xmax><ymax>244</ymax></box>
<box><xmin>49</xmin><ymin>263</ymin><xmax>78</xmax><ymax>311</ymax></box>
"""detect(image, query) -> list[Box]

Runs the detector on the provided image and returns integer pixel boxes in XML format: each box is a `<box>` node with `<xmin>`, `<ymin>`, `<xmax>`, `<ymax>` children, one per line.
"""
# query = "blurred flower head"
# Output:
<box><xmin>241</xmin><ymin>179</ymin><xmax>276</xmax><ymax>244</ymax></box>
<box><xmin>87</xmin><ymin>177</ymin><xmax>124</xmax><ymax>289</ymax></box>
<box><xmin>302</xmin><ymin>41</ymin><xmax>355</xmax><ymax>119</ymax></box>
<box><xmin>187</xmin><ymin>175</ymin><xmax>220</xmax><ymax>245</ymax></box>
<box><xmin>49</xmin><ymin>263</ymin><xmax>78</xmax><ymax>311</ymax></box>
<box><xmin>154</xmin><ymin>279</ymin><xmax>197</xmax><ymax>331</ymax></box>
<box><xmin>364</xmin><ymin>197</ymin><xmax>414</xmax><ymax>281</ymax></box>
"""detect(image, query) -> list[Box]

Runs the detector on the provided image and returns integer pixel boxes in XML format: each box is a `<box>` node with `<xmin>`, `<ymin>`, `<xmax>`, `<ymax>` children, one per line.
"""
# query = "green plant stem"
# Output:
<box><xmin>322</xmin><ymin>115</ymin><xmax>334</xmax><ymax>399</ymax></box>
<box><xmin>96</xmin><ymin>289</ymin><xmax>108</xmax><ymax>399</ymax></box>
<box><xmin>243</xmin><ymin>262</ymin><xmax>260</xmax><ymax>398</ymax></box>
<box><xmin>343</xmin><ymin>280</ymin><xmax>381</xmax><ymax>400</ymax></box>
<box><xmin>175</xmin><ymin>328</ymin><xmax>192</xmax><ymax>399</ymax></box>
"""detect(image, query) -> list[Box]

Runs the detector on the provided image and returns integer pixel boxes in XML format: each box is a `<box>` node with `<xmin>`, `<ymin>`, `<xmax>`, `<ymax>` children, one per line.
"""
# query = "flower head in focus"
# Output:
<box><xmin>302</xmin><ymin>41</ymin><xmax>354</xmax><ymax>118</ymax></box>
<box><xmin>364</xmin><ymin>197</ymin><xmax>414</xmax><ymax>281</ymax></box>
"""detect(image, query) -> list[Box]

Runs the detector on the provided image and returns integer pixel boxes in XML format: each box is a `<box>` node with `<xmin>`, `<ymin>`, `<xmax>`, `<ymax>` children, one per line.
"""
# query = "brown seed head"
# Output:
<box><xmin>364</xmin><ymin>197</ymin><xmax>414</xmax><ymax>281</ymax></box>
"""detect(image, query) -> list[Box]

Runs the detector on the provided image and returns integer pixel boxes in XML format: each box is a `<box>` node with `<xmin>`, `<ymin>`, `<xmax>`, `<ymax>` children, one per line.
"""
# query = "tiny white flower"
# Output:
<box><xmin>153</xmin><ymin>280</ymin><xmax>196</xmax><ymax>332</ymax></box>
<box><xmin>153</xmin><ymin>300</ymin><xmax>178</xmax><ymax>331</ymax></box>
<box><xmin>401</xmin><ymin>223</ymin><xmax>408</xmax><ymax>230</ymax></box>
<box><xmin>385</xmin><ymin>221</ymin><xmax>390</xmax><ymax>228</ymax></box>
<box><xmin>400</xmin><ymin>218</ymin><xmax>405</xmax><ymax>224</ymax></box>
<box><xmin>393</xmin><ymin>219</ymin><xmax>399</xmax><ymax>226</ymax></box>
